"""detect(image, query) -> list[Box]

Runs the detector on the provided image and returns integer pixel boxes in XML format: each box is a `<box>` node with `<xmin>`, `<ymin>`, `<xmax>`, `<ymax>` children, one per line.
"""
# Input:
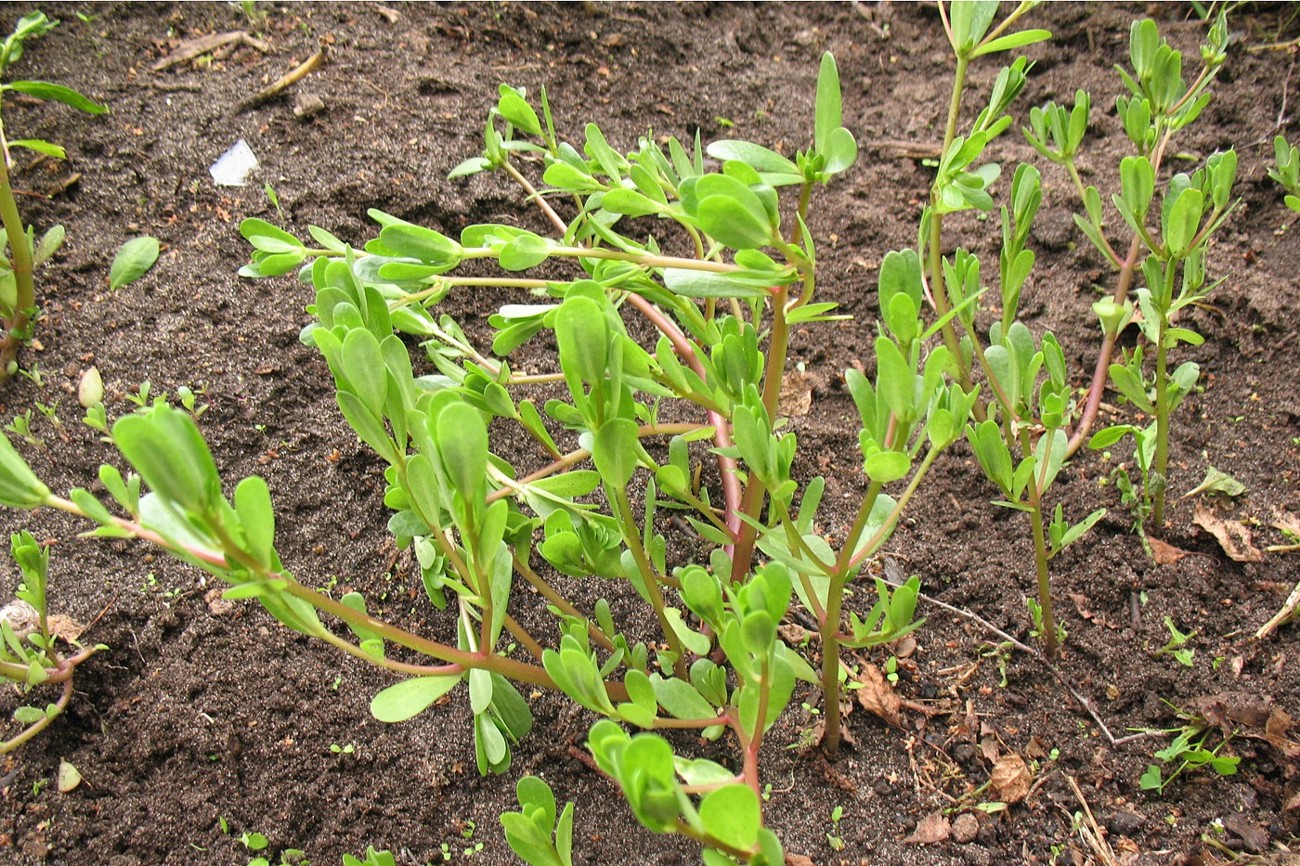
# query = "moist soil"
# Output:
<box><xmin>0</xmin><ymin>3</ymin><xmax>1297</xmax><ymax>865</ymax></box>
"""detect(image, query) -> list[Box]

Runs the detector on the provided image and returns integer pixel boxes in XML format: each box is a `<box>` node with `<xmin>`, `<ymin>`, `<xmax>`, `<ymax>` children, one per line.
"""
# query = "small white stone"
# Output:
<box><xmin>209</xmin><ymin>139</ymin><xmax>260</xmax><ymax>187</ymax></box>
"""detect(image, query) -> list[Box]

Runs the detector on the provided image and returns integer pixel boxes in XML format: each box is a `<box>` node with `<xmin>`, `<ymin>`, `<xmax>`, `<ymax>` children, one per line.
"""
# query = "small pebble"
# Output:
<box><xmin>293</xmin><ymin>93</ymin><xmax>326</xmax><ymax>119</ymax></box>
<box><xmin>1106</xmin><ymin>809</ymin><xmax>1144</xmax><ymax>838</ymax></box>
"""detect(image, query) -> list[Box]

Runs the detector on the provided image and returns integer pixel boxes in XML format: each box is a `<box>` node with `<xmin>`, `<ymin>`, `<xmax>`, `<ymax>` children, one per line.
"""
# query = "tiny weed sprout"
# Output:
<box><xmin>1268</xmin><ymin>135</ymin><xmax>1300</xmax><ymax>212</ymax></box>
<box><xmin>0</xmin><ymin>11</ymin><xmax>107</xmax><ymax>383</ymax></box>
<box><xmin>1154</xmin><ymin>616</ymin><xmax>1195</xmax><ymax>667</ymax></box>
<box><xmin>1137</xmin><ymin>703</ymin><xmax>1239</xmax><ymax>793</ymax></box>
<box><xmin>0</xmin><ymin>531</ymin><xmax>103</xmax><ymax>752</ymax></box>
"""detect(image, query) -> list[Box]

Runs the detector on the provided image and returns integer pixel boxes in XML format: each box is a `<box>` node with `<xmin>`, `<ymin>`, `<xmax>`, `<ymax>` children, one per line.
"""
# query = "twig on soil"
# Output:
<box><xmin>152</xmin><ymin>31</ymin><xmax>271</xmax><ymax>72</ymax></box>
<box><xmin>235</xmin><ymin>43</ymin><xmax>328</xmax><ymax>112</ymax></box>
<box><xmin>863</xmin><ymin>138</ymin><xmax>944</xmax><ymax>161</ymax></box>
<box><xmin>1062</xmin><ymin>775</ymin><xmax>1119</xmax><ymax>866</ymax></box>
<box><xmin>1255</xmin><ymin>579</ymin><xmax>1300</xmax><ymax>639</ymax></box>
<box><xmin>880</xmin><ymin>558</ymin><xmax>1154</xmax><ymax>748</ymax></box>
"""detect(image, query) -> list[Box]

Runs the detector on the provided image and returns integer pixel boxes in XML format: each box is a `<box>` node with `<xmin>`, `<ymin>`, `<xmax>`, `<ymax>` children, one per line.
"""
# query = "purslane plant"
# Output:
<box><xmin>1025</xmin><ymin>16</ymin><xmax>1229</xmax><ymax>462</ymax></box>
<box><xmin>903</xmin><ymin>2</ymin><xmax>1105</xmax><ymax>656</ymax></box>
<box><xmin>0</xmin><ymin>11</ymin><xmax>107</xmax><ymax>383</ymax></box>
<box><xmin>0</xmin><ymin>51</ymin><xmax>952</xmax><ymax>864</ymax></box>
<box><xmin>0</xmin><ymin>525</ymin><xmax>103</xmax><ymax>752</ymax></box>
<box><xmin>1080</xmin><ymin>20</ymin><xmax>1237</xmax><ymax>532</ymax></box>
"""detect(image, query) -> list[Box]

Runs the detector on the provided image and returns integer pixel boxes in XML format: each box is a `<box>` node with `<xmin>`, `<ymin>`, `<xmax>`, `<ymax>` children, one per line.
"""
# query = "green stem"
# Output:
<box><xmin>820</xmin><ymin>478</ymin><xmax>884</xmax><ymax>757</ymax></box>
<box><xmin>728</xmin><ymin>284</ymin><xmax>793</xmax><ymax>585</ymax></box>
<box><xmin>927</xmin><ymin>53</ymin><xmax>978</xmax><ymax>405</ymax></box>
<box><xmin>1152</xmin><ymin>312</ymin><xmax>1170</xmax><ymax>531</ymax></box>
<box><xmin>0</xmin><ymin>137</ymin><xmax>33</xmax><ymax>382</ymax></box>
<box><xmin>613</xmin><ymin>485</ymin><xmax>687</xmax><ymax>678</ymax></box>
<box><xmin>1018</xmin><ymin>429</ymin><xmax>1057</xmax><ymax>658</ymax></box>
<box><xmin>847</xmin><ymin>446</ymin><xmax>941</xmax><ymax>571</ymax></box>
<box><xmin>0</xmin><ymin>678</ymin><xmax>71</xmax><ymax>754</ymax></box>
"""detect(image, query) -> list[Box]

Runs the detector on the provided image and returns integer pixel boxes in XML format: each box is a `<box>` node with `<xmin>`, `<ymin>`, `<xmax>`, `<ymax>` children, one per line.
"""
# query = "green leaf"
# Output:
<box><xmin>5</xmin><ymin>80</ymin><xmax>107</xmax><ymax>114</ymax></box>
<box><xmin>1138</xmin><ymin>764</ymin><xmax>1163</xmax><ymax>791</ymax></box>
<box><xmin>434</xmin><ymin>401</ymin><xmax>488</xmax><ymax>503</ymax></box>
<box><xmin>695</xmin><ymin>194</ymin><xmax>772</xmax><ymax>250</ymax></box>
<box><xmin>875</xmin><ymin>337</ymin><xmax>913</xmax><ymax>421</ymax></box>
<box><xmin>706</xmin><ymin>140</ymin><xmax>799</xmax><ymax>177</ymax></box>
<box><xmin>7</xmin><ymin>138</ymin><xmax>64</xmax><ymax>159</ymax></box>
<box><xmin>1182</xmin><ymin>466</ymin><xmax>1245</xmax><ymax>499</ymax></box>
<box><xmin>814</xmin><ymin>52</ymin><xmax>842</xmax><ymax>155</ymax></box>
<box><xmin>662</xmin><ymin>269</ymin><xmax>769</xmax><ymax>300</ymax></box>
<box><xmin>1107</xmin><ymin>363</ymin><xmax>1153</xmax><ymax>414</ymax></box>
<box><xmin>864</xmin><ymin>450</ymin><xmax>911</xmax><ymax>484</ymax></box>
<box><xmin>240</xmin><ymin>218</ymin><xmax>303</xmax><ymax>254</ymax></box>
<box><xmin>233</xmin><ymin>476</ymin><xmax>276</xmax><ymax>567</ymax></box>
<box><xmin>498</xmin><ymin>90</ymin><xmax>542</xmax><ymax>137</ymax></box>
<box><xmin>108</xmin><ymin>236</ymin><xmax>160</xmax><ymax>291</ymax></box>
<box><xmin>592</xmin><ymin>419</ymin><xmax>640</xmax><ymax>489</ymax></box>
<box><xmin>500</xmin><ymin>234</ymin><xmax>552</xmax><ymax>271</ymax></box>
<box><xmin>341</xmin><ymin>328</ymin><xmax>389</xmax><ymax>415</ymax></box>
<box><xmin>973</xmin><ymin>29</ymin><xmax>1052</xmax><ymax>57</ymax></box>
<box><xmin>113</xmin><ymin>405</ymin><xmax>221</xmax><ymax>514</ymax></box>
<box><xmin>1164</xmin><ymin>188</ymin><xmax>1204</xmax><ymax>258</ymax></box>
<box><xmin>377</xmin><ymin>224</ymin><xmax>462</xmax><ymax>266</ymax></box>
<box><xmin>0</xmin><ymin>431</ymin><xmax>50</xmax><ymax>509</ymax></box>
<box><xmin>370</xmin><ymin>674</ymin><xmax>462</xmax><ymax>723</ymax></box>
<box><xmin>699</xmin><ymin>784</ymin><xmax>761</xmax><ymax>851</ymax></box>
<box><xmin>651</xmin><ymin>675</ymin><xmax>717</xmax><ymax>720</ymax></box>
<box><xmin>600</xmin><ymin>188</ymin><xmax>663</xmax><ymax>217</ymax></box>
<box><xmin>554</xmin><ymin>296</ymin><xmax>608</xmax><ymax>384</ymax></box>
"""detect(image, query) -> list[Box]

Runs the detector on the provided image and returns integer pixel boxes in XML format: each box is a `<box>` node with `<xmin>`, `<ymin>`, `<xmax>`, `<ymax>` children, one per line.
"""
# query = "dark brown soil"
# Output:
<box><xmin>0</xmin><ymin>3</ymin><xmax>1297</xmax><ymax>865</ymax></box>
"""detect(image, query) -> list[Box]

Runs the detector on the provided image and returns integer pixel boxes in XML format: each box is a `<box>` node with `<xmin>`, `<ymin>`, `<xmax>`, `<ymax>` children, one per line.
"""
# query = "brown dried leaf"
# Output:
<box><xmin>979</xmin><ymin>737</ymin><xmax>1000</xmax><ymax>765</ymax></box>
<box><xmin>905</xmin><ymin>811</ymin><xmax>950</xmax><ymax>845</ymax></box>
<box><xmin>778</xmin><ymin>370</ymin><xmax>815</xmax><ymax>417</ymax></box>
<box><xmin>854</xmin><ymin>663</ymin><xmax>902</xmax><ymax>727</ymax></box>
<box><xmin>1069</xmin><ymin>593</ymin><xmax>1094</xmax><ymax>621</ymax></box>
<box><xmin>990</xmin><ymin>752</ymin><xmax>1033</xmax><ymax>804</ymax></box>
<box><xmin>784</xmin><ymin>856</ymin><xmax>815</xmax><ymax>866</ymax></box>
<box><xmin>1149</xmin><ymin>537</ymin><xmax>1191</xmax><ymax>565</ymax></box>
<box><xmin>1193</xmin><ymin>504</ymin><xmax>1263</xmax><ymax>562</ymax></box>
<box><xmin>46</xmin><ymin>614</ymin><xmax>86</xmax><ymax>643</ymax></box>
<box><xmin>1272</xmin><ymin>508</ymin><xmax>1300</xmax><ymax>538</ymax></box>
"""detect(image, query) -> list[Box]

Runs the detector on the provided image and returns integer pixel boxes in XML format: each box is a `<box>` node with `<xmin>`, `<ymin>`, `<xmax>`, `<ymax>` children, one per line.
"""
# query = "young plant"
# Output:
<box><xmin>1267</xmin><ymin>134</ymin><xmax>1300</xmax><ymax>212</ymax></box>
<box><xmin>910</xmin><ymin>4</ymin><xmax>1104</xmax><ymax>656</ymax></box>
<box><xmin>922</xmin><ymin>1</ymin><xmax>1050</xmax><ymax>403</ymax></box>
<box><xmin>1027</xmin><ymin>16</ymin><xmax>1231</xmax><ymax>464</ymax></box>
<box><xmin>0</xmin><ymin>11</ymin><xmax>107</xmax><ymax>383</ymax></box>
<box><xmin>1087</xmin><ymin>146</ymin><xmax>1238</xmax><ymax>530</ymax></box>
<box><xmin>1154</xmin><ymin>616</ymin><xmax>1195</xmax><ymax>667</ymax></box>
<box><xmin>0</xmin><ymin>50</ymin><xmax>932</xmax><ymax>863</ymax></box>
<box><xmin>0</xmin><ymin>529</ymin><xmax>103</xmax><ymax>752</ymax></box>
<box><xmin>962</xmin><ymin>164</ymin><xmax>1104</xmax><ymax>658</ymax></box>
<box><xmin>1137</xmin><ymin>703</ymin><xmax>1238</xmax><ymax>793</ymax></box>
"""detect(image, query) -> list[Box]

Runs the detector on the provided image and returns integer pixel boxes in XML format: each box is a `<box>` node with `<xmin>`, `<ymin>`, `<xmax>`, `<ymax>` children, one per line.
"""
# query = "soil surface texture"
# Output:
<box><xmin>0</xmin><ymin>3</ymin><xmax>1298</xmax><ymax>866</ymax></box>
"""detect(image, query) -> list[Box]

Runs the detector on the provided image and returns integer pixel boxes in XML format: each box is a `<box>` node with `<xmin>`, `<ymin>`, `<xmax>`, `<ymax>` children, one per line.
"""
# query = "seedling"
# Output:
<box><xmin>1268</xmin><ymin>135</ymin><xmax>1300</xmax><ymax>211</ymax></box>
<box><xmin>0</xmin><ymin>531</ymin><xmax>102</xmax><ymax>752</ymax></box>
<box><xmin>0</xmin><ymin>11</ymin><xmax>107</xmax><ymax>384</ymax></box>
<box><xmin>1154</xmin><ymin>616</ymin><xmax>1195</xmax><ymax>667</ymax></box>
<box><xmin>826</xmin><ymin>805</ymin><xmax>845</xmax><ymax>852</ymax></box>
<box><xmin>1137</xmin><ymin>704</ymin><xmax>1238</xmax><ymax>793</ymax></box>
<box><xmin>4</xmin><ymin>409</ymin><xmax>39</xmax><ymax>447</ymax></box>
<box><xmin>342</xmin><ymin>849</ymin><xmax>396</xmax><ymax>866</ymax></box>
<box><xmin>1066</xmin><ymin>16</ymin><xmax>1238</xmax><ymax>533</ymax></box>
